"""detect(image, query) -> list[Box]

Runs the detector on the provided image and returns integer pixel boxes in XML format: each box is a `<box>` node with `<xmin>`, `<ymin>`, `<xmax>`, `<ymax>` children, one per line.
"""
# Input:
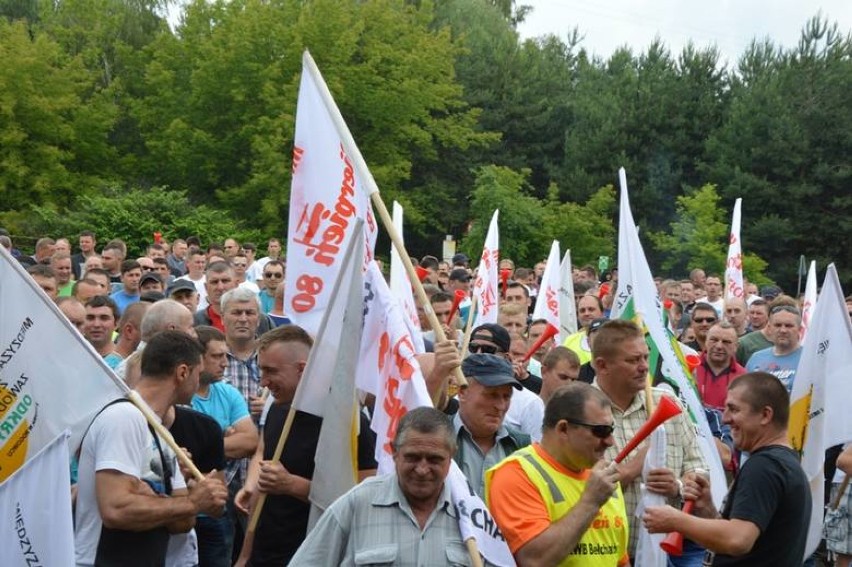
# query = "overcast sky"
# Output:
<box><xmin>518</xmin><ymin>0</ymin><xmax>852</xmax><ymax>66</ymax></box>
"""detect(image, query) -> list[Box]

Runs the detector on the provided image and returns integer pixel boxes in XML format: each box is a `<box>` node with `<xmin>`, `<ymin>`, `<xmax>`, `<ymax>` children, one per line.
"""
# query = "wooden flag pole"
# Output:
<box><xmin>246</xmin><ymin>406</ymin><xmax>298</xmax><ymax>532</ymax></box>
<box><xmin>302</xmin><ymin>49</ymin><xmax>480</xmax><ymax>567</ymax></box>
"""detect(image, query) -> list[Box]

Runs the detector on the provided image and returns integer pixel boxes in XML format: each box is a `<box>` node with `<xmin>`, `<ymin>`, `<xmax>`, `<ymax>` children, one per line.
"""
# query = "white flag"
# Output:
<box><xmin>724</xmin><ymin>198</ymin><xmax>744</xmax><ymax>299</ymax></box>
<box><xmin>0</xmin><ymin>247</ymin><xmax>125</xmax><ymax>482</ymax></box>
<box><xmin>799</xmin><ymin>260</ymin><xmax>817</xmax><ymax>343</ymax></box>
<box><xmin>390</xmin><ymin>201</ymin><xmax>425</xmax><ymax>353</ymax></box>
<box><xmin>613</xmin><ymin>168</ymin><xmax>726</xmax><ymax>508</ymax></box>
<box><xmin>304</xmin><ymin>224</ymin><xmax>365</xmax><ymax>528</ymax></box>
<box><xmin>292</xmin><ymin>220</ymin><xmax>364</xmax><ymax>418</ymax></box>
<box><xmin>472</xmin><ymin>210</ymin><xmax>500</xmax><ymax>327</ymax></box>
<box><xmin>532</xmin><ymin>240</ymin><xmax>560</xmax><ymax>332</ymax></box>
<box><xmin>356</xmin><ymin>262</ymin><xmax>515</xmax><ymax>566</ymax></box>
<box><xmin>286</xmin><ymin>51</ymin><xmax>377</xmax><ymax>335</ymax></box>
<box><xmin>558</xmin><ymin>249</ymin><xmax>578</xmax><ymax>339</ymax></box>
<box><xmin>0</xmin><ymin>430</ymin><xmax>74</xmax><ymax>567</ymax></box>
<box><xmin>634</xmin><ymin>428</ymin><xmax>667</xmax><ymax>567</ymax></box>
<box><xmin>788</xmin><ymin>263</ymin><xmax>852</xmax><ymax>560</ymax></box>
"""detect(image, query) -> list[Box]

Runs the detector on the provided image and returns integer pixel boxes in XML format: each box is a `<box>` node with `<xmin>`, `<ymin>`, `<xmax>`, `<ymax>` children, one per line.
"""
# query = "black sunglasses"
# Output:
<box><xmin>692</xmin><ymin>317</ymin><xmax>717</xmax><ymax>324</ymax></box>
<box><xmin>564</xmin><ymin>418</ymin><xmax>615</xmax><ymax>439</ymax></box>
<box><xmin>469</xmin><ymin>343</ymin><xmax>500</xmax><ymax>355</ymax></box>
<box><xmin>264</xmin><ymin>272</ymin><xmax>284</xmax><ymax>279</ymax></box>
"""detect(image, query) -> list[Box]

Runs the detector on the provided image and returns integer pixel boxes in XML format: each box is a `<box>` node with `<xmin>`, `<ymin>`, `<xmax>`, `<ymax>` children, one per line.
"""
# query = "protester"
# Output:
<box><xmin>487</xmin><ymin>382</ymin><xmax>628</xmax><ymax>566</ymax></box>
<box><xmin>290</xmin><ymin>407</ymin><xmax>475</xmax><ymax>565</ymax></box>
<box><xmin>74</xmin><ymin>331</ymin><xmax>228</xmax><ymax>566</ymax></box>
<box><xmin>643</xmin><ymin>372</ymin><xmax>811</xmax><ymax>565</ymax></box>
<box><xmin>745</xmin><ymin>305</ymin><xmax>803</xmax><ymax>392</ymax></box>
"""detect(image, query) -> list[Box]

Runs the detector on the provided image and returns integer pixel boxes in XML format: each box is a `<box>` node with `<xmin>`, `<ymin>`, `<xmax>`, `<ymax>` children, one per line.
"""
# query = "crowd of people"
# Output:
<box><xmin>2</xmin><ymin>229</ymin><xmax>851</xmax><ymax>567</ymax></box>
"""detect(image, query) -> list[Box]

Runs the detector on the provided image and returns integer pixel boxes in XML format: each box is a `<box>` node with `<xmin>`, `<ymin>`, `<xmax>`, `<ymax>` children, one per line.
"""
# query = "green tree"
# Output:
<box><xmin>27</xmin><ymin>186</ymin><xmax>259</xmax><ymax>256</ymax></box>
<box><xmin>0</xmin><ymin>20</ymin><xmax>117</xmax><ymax>217</ymax></box>
<box><xmin>702</xmin><ymin>16</ymin><xmax>852</xmax><ymax>287</ymax></box>
<box><xmin>460</xmin><ymin>165</ymin><xmax>615</xmax><ymax>267</ymax></box>
<box><xmin>649</xmin><ymin>184</ymin><xmax>769</xmax><ymax>282</ymax></box>
<box><xmin>134</xmin><ymin>0</ymin><xmax>491</xmax><ymax>238</ymax></box>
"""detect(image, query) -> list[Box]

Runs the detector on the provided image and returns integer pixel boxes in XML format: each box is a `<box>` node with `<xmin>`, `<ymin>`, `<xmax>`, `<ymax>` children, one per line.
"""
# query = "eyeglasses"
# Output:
<box><xmin>469</xmin><ymin>343</ymin><xmax>499</xmax><ymax>355</ymax></box>
<box><xmin>264</xmin><ymin>272</ymin><xmax>284</xmax><ymax>279</ymax></box>
<box><xmin>692</xmin><ymin>317</ymin><xmax>717</xmax><ymax>324</ymax></box>
<box><xmin>770</xmin><ymin>305</ymin><xmax>800</xmax><ymax>316</ymax></box>
<box><xmin>564</xmin><ymin>418</ymin><xmax>615</xmax><ymax>439</ymax></box>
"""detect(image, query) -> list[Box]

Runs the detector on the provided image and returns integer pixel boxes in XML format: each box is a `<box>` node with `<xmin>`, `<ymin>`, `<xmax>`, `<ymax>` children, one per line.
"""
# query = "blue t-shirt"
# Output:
<box><xmin>109</xmin><ymin>289</ymin><xmax>139</xmax><ymax>315</ymax></box>
<box><xmin>104</xmin><ymin>352</ymin><xmax>124</xmax><ymax>370</ymax></box>
<box><xmin>258</xmin><ymin>289</ymin><xmax>275</xmax><ymax>314</ymax></box>
<box><xmin>191</xmin><ymin>380</ymin><xmax>250</xmax><ymax>432</ymax></box>
<box><xmin>745</xmin><ymin>347</ymin><xmax>803</xmax><ymax>392</ymax></box>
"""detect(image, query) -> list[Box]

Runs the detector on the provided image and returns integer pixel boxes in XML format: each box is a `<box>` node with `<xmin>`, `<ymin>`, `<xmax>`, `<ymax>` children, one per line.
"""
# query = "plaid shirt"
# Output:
<box><xmin>596</xmin><ymin>384</ymin><xmax>708</xmax><ymax>556</ymax></box>
<box><xmin>224</xmin><ymin>349</ymin><xmax>260</xmax><ymax>484</ymax></box>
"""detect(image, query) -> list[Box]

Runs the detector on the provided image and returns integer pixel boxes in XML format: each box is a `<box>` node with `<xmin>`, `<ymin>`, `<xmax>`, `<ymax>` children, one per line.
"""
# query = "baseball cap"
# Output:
<box><xmin>167</xmin><ymin>279</ymin><xmax>197</xmax><ymax>296</ymax></box>
<box><xmin>760</xmin><ymin>285</ymin><xmax>782</xmax><ymax>300</ymax></box>
<box><xmin>452</xmin><ymin>253</ymin><xmax>470</xmax><ymax>266</ymax></box>
<box><xmin>588</xmin><ymin>318</ymin><xmax>609</xmax><ymax>334</ymax></box>
<box><xmin>139</xmin><ymin>272</ymin><xmax>163</xmax><ymax>286</ymax></box>
<box><xmin>470</xmin><ymin>323</ymin><xmax>511</xmax><ymax>353</ymax></box>
<box><xmin>461</xmin><ymin>354</ymin><xmax>522</xmax><ymax>389</ymax></box>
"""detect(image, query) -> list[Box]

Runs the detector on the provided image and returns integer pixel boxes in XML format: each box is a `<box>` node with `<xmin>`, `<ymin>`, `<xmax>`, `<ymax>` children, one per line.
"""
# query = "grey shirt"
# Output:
<box><xmin>290</xmin><ymin>474</ymin><xmax>471</xmax><ymax>566</ymax></box>
<box><xmin>452</xmin><ymin>413</ymin><xmax>512</xmax><ymax>497</ymax></box>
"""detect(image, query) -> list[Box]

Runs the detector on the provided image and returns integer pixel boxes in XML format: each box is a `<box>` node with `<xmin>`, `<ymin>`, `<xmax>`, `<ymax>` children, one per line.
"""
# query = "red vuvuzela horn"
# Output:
<box><xmin>500</xmin><ymin>269</ymin><xmax>511</xmax><ymax>297</ymax></box>
<box><xmin>415</xmin><ymin>265</ymin><xmax>429</xmax><ymax>283</ymax></box>
<box><xmin>614</xmin><ymin>395</ymin><xmax>681</xmax><ymax>464</ymax></box>
<box><xmin>522</xmin><ymin>324</ymin><xmax>558</xmax><ymax>363</ymax></box>
<box><xmin>446</xmin><ymin>289</ymin><xmax>468</xmax><ymax>327</ymax></box>
<box><xmin>685</xmin><ymin>354</ymin><xmax>701</xmax><ymax>373</ymax></box>
<box><xmin>659</xmin><ymin>500</ymin><xmax>694</xmax><ymax>556</ymax></box>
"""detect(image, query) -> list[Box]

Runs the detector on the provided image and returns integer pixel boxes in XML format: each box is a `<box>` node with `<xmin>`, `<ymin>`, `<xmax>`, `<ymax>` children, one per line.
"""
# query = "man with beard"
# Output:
<box><xmin>192</xmin><ymin>325</ymin><xmax>258</xmax><ymax>566</ymax></box>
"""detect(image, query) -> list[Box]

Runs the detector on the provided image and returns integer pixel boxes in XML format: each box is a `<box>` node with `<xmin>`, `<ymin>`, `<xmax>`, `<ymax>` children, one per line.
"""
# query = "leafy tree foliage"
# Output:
<box><xmin>650</xmin><ymin>184</ymin><xmax>769</xmax><ymax>283</ymax></box>
<box><xmin>28</xmin><ymin>186</ymin><xmax>259</xmax><ymax>257</ymax></box>
<box><xmin>460</xmin><ymin>165</ymin><xmax>614</xmax><ymax>267</ymax></box>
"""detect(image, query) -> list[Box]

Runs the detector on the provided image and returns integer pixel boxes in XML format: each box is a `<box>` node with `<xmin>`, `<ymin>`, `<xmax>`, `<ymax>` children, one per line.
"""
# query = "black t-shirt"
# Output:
<box><xmin>711</xmin><ymin>444</ymin><xmax>811</xmax><ymax>566</ymax></box>
<box><xmin>169</xmin><ymin>405</ymin><xmax>226</xmax><ymax>474</ymax></box>
<box><xmin>251</xmin><ymin>404</ymin><xmax>377</xmax><ymax>566</ymax></box>
<box><xmin>578</xmin><ymin>362</ymin><xmax>596</xmax><ymax>384</ymax></box>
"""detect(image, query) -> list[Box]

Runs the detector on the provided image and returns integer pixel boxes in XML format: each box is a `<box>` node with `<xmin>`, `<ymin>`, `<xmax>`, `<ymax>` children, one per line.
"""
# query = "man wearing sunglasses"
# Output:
<box><xmin>487</xmin><ymin>382</ymin><xmax>628</xmax><ymax>567</ymax></box>
<box><xmin>685</xmin><ymin>302</ymin><xmax>719</xmax><ymax>352</ymax></box>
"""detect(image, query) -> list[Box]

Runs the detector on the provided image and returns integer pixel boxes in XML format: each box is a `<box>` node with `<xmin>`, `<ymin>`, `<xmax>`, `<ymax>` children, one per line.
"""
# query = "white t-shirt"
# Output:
<box><xmin>75</xmin><ymin>401</ymin><xmax>187</xmax><ymax>566</ymax></box>
<box><xmin>504</xmin><ymin>386</ymin><xmax>545</xmax><ymax>442</ymax></box>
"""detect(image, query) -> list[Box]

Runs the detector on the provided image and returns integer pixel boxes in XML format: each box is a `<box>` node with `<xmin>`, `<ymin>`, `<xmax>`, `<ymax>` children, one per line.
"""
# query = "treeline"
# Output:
<box><xmin>1</xmin><ymin>0</ymin><xmax>850</xmax><ymax>288</ymax></box>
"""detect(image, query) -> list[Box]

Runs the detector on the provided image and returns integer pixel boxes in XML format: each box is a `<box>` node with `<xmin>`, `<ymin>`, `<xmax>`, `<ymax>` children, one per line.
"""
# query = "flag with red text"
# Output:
<box><xmin>532</xmin><ymin>240</ymin><xmax>560</xmax><ymax>333</ymax></box>
<box><xmin>390</xmin><ymin>201</ymin><xmax>425</xmax><ymax>353</ymax></box>
<box><xmin>472</xmin><ymin>210</ymin><xmax>499</xmax><ymax>327</ymax></box>
<box><xmin>286</xmin><ymin>54</ymin><xmax>377</xmax><ymax>335</ymax></box>
<box><xmin>356</xmin><ymin>261</ymin><xmax>515</xmax><ymax>566</ymax></box>
<box><xmin>558</xmin><ymin>249</ymin><xmax>578</xmax><ymax>339</ymax></box>
<box><xmin>724</xmin><ymin>198</ymin><xmax>744</xmax><ymax>299</ymax></box>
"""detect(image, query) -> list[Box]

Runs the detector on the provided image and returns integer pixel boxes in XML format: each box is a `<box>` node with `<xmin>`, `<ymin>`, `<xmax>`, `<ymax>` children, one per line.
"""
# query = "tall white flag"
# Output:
<box><xmin>0</xmin><ymin>247</ymin><xmax>124</xmax><ymax>482</ymax></box>
<box><xmin>788</xmin><ymin>263</ymin><xmax>852</xmax><ymax>560</ymax></box>
<box><xmin>532</xmin><ymin>240</ymin><xmax>561</xmax><ymax>332</ymax></box>
<box><xmin>390</xmin><ymin>201</ymin><xmax>425</xmax><ymax>353</ymax></box>
<box><xmin>612</xmin><ymin>168</ymin><xmax>727</xmax><ymax>507</ymax></box>
<box><xmin>724</xmin><ymin>198</ymin><xmax>744</xmax><ymax>299</ymax></box>
<box><xmin>799</xmin><ymin>260</ymin><xmax>817</xmax><ymax>343</ymax></box>
<box><xmin>286</xmin><ymin>51</ymin><xmax>377</xmax><ymax>335</ymax></box>
<box><xmin>356</xmin><ymin>262</ymin><xmax>515</xmax><ymax>566</ymax></box>
<box><xmin>472</xmin><ymin>210</ymin><xmax>500</xmax><ymax>327</ymax></box>
<box><xmin>303</xmin><ymin>223</ymin><xmax>365</xmax><ymax>528</ymax></box>
<box><xmin>0</xmin><ymin>430</ymin><xmax>74</xmax><ymax>567</ymax></box>
<box><xmin>558</xmin><ymin>249</ymin><xmax>578</xmax><ymax>339</ymax></box>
